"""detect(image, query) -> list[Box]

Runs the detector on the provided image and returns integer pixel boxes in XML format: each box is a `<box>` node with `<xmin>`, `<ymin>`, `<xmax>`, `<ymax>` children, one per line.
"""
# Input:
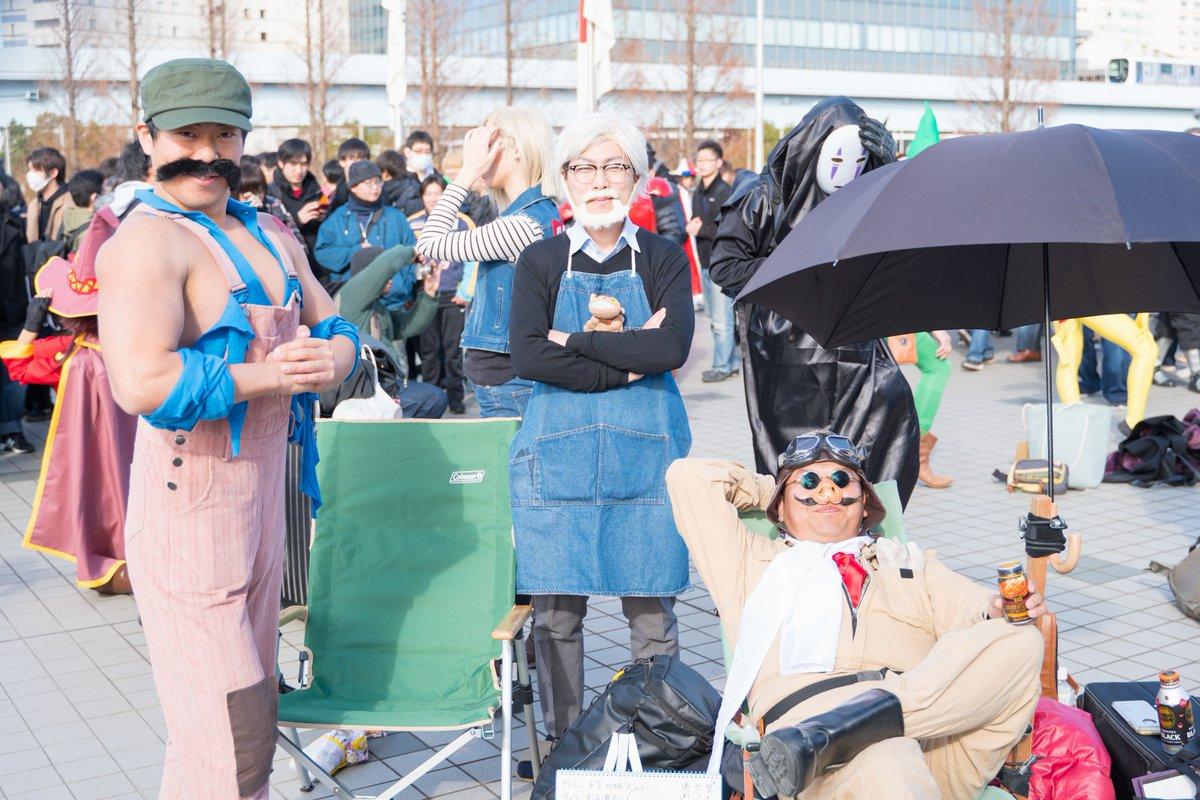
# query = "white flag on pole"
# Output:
<box><xmin>577</xmin><ymin>0</ymin><xmax>614</xmax><ymax>112</ymax></box>
<box><xmin>382</xmin><ymin>0</ymin><xmax>407</xmax><ymax>146</ymax></box>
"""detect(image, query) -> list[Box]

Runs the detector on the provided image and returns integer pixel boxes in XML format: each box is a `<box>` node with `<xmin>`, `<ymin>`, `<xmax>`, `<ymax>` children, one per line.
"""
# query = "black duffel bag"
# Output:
<box><xmin>532</xmin><ymin>654</ymin><xmax>721</xmax><ymax>800</ymax></box>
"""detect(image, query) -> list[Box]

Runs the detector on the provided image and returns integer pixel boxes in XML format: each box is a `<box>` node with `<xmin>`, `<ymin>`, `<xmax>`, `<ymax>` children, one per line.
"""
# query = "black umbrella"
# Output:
<box><xmin>737</xmin><ymin>123</ymin><xmax>1200</xmax><ymax>504</ymax></box>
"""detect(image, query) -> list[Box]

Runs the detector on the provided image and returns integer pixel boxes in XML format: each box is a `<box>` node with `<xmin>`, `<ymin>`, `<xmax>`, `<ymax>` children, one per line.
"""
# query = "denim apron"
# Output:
<box><xmin>510</xmin><ymin>245</ymin><xmax>691</xmax><ymax>596</ymax></box>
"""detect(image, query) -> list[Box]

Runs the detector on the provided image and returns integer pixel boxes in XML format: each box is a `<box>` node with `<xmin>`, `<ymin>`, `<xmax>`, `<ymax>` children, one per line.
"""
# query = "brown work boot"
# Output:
<box><xmin>1008</xmin><ymin>349</ymin><xmax>1042</xmax><ymax>363</ymax></box>
<box><xmin>95</xmin><ymin>564</ymin><xmax>132</xmax><ymax>595</ymax></box>
<box><xmin>918</xmin><ymin>432</ymin><xmax>953</xmax><ymax>488</ymax></box>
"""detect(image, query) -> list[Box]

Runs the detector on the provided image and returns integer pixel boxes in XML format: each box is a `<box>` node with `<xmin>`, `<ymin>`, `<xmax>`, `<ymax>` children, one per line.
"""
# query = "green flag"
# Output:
<box><xmin>907</xmin><ymin>102</ymin><xmax>940</xmax><ymax>158</ymax></box>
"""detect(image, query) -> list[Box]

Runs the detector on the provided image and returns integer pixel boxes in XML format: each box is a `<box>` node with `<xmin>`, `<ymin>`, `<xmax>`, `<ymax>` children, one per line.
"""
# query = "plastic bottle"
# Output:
<box><xmin>1056</xmin><ymin>668</ymin><xmax>1077</xmax><ymax>707</ymax></box>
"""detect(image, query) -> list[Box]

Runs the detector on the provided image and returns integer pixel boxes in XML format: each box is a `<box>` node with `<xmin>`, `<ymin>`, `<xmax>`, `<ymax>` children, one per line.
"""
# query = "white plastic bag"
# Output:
<box><xmin>333</xmin><ymin>346</ymin><xmax>402</xmax><ymax>420</ymax></box>
<box><xmin>293</xmin><ymin>728</ymin><xmax>370</xmax><ymax>775</ymax></box>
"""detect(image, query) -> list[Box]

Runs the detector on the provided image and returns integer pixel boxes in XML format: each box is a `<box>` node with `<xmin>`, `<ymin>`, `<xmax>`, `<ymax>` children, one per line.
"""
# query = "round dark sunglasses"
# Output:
<box><xmin>797</xmin><ymin>470</ymin><xmax>855</xmax><ymax>490</ymax></box>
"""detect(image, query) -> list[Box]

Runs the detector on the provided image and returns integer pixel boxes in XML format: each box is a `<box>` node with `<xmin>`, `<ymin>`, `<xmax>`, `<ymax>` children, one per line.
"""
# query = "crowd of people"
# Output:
<box><xmin>5</xmin><ymin>56</ymin><xmax>1199</xmax><ymax>800</ymax></box>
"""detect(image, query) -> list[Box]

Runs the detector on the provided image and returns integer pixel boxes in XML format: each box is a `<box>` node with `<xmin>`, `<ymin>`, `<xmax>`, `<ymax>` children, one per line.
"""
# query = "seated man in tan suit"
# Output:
<box><xmin>665</xmin><ymin>432</ymin><xmax>1043</xmax><ymax>800</ymax></box>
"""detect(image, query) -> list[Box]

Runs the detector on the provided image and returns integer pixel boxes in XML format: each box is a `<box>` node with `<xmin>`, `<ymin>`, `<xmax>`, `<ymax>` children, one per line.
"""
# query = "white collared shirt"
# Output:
<box><xmin>565</xmin><ymin>216</ymin><xmax>641</xmax><ymax>263</ymax></box>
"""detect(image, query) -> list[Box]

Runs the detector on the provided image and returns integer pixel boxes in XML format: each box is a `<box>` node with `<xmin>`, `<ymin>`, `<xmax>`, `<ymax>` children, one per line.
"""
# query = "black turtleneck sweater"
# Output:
<box><xmin>509</xmin><ymin>228</ymin><xmax>694</xmax><ymax>393</ymax></box>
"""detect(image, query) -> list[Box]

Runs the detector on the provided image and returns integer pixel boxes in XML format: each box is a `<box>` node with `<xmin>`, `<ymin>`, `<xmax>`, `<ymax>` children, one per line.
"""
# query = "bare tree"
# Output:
<box><xmin>123</xmin><ymin>0</ymin><xmax>150</xmax><ymax>130</ymax></box>
<box><xmin>206</xmin><ymin>0</ymin><xmax>229</xmax><ymax>59</ymax></box>
<box><xmin>965</xmin><ymin>0</ymin><xmax>1061</xmax><ymax>131</ymax></box>
<box><xmin>408</xmin><ymin>0</ymin><xmax>464</xmax><ymax>148</ymax></box>
<box><xmin>504</xmin><ymin>0</ymin><xmax>513</xmax><ymax>105</ymax></box>
<box><xmin>619</xmin><ymin>0</ymin><xmax>749</xmax><ymax>152</ymax></box>
<box><xmin>298</xmin><ymin>0</ymin><xmax>346</xmax><ymax>158</ymax></box>
<box><xmin>45</xmin><ymin>0</ymin><xmax>98</xmax><ymax>167</ymax></box>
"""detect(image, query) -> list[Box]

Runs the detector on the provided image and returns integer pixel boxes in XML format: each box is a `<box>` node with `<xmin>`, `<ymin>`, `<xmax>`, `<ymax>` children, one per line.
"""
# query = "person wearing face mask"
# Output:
<box><xmin>710</xmin><ymin>96</ymin><xmax>921</xmax><ymax>505</ymax></box>
<box><xmin>415</xmin><ymin>108</ymin><xmax>561</xmax><ymax>417</ymax></box>
<box><xmin>403</xmin><ymin>130</ymin><xmax>440</xmax><ymax>184</ymax></box>
<box><xmin>508</xmin><ymin>113</ymin><xmax>694</xmax><ymax>742</ymax></box>
<box><xmin>24</xmin><ymin>147</ymin><xmax>74</xmax><ymax>243</ymax></box>
<box><xmin>665</xmin><ymin>432</ymin><xmax>1044</xmax><ymax>800</ymax></box>
<box><xmin>314</xmin><ymin>160</ymin><xmax>417</xmax><ymax>288</ymax></box>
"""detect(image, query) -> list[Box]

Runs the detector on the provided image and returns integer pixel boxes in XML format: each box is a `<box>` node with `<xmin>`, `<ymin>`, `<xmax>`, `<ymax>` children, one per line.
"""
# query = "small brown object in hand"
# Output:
<box><xmin>583</xmin><ymin>293</ymin><xmax>625</xmax><ymax>332</ymax></box>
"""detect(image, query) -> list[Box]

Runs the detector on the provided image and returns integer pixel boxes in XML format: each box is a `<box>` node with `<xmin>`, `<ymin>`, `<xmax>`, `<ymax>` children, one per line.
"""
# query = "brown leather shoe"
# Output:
<box><xmin>1007</xmin><ymin>349</ymin><xmax>1042</xmax><ymax>363</ymax></box>
<box><xmin>95</xmin><ymin>564</ymin><xmax>132</xmax><ymax>595</ymax></box>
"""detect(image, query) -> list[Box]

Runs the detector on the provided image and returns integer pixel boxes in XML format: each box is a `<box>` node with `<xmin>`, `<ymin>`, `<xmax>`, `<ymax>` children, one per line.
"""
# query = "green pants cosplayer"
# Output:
<box><xmin>913</xmin><ymin>331</ymin><xmax>950</xmax><ymax>434</ymax></box>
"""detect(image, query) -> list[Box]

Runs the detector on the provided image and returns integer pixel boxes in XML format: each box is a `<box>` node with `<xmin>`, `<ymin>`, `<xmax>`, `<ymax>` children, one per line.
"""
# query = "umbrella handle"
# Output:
<box><xmin>1049</xmin><ymin>533</ymin><xmax>1082</xmax><ymax>574</ymax></box>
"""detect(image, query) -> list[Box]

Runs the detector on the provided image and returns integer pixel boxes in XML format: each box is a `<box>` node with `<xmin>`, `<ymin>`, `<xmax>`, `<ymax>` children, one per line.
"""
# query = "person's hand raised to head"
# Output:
<box><xmin>459</xmin><ymin>124</ymin><xmax>502</xmax><ymax>186</ymax></box>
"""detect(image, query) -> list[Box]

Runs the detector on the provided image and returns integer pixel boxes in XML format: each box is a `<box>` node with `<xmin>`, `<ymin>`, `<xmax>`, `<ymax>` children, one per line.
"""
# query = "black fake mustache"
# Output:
<box><xmin>155</xmin><ymin>157</ymin><xmax>241</xmax><ymax>191</ymax></box>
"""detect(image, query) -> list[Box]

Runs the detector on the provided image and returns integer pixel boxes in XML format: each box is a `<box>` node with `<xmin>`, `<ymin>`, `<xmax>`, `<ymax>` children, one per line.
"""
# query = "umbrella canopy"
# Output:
<box><xmin>738</xmin><ymin>124</ymin><xmax>1200</xmax><ymax>349</ymax></box>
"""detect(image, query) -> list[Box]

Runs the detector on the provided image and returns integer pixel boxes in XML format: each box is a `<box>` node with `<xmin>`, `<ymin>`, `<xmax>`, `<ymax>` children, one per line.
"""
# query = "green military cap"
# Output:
<box><xmin>141</xmin><ymin>58</ymin><xmax>253</xmax><ymax>132</ymax></box>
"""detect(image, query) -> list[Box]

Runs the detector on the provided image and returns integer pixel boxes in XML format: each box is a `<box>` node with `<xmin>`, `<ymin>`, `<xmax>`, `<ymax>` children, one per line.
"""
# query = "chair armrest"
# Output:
<box><xmin>279</xmin><ymin>605</ymin><xmax>308</xmax><ymax>627</ymax></box>
<box><xmin>492</xmin><ymin>604</ymin><xmax>533</xmax><ymax>640</ymax></box>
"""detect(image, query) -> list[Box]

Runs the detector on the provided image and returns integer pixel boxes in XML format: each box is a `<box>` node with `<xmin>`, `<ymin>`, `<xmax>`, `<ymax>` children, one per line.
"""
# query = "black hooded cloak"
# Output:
<box><xmin>709</xmin><ymin>96</ymin><xmax>920</xmax><ymax>504</ymax></box>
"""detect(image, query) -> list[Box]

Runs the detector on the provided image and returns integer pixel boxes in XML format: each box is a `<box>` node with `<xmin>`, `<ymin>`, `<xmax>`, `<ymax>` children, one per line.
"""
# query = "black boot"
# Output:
<box><xmin>747</xmin><ymin>689</ymin><xmax>904</xmax><ymax>798</ymax></box>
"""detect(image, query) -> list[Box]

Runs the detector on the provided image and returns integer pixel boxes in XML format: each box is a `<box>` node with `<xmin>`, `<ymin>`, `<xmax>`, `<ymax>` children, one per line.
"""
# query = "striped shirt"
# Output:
<box><xmin>414</xmin><ymin>182</ymin><xmax>543</xmax><ymax>264</ymax></box>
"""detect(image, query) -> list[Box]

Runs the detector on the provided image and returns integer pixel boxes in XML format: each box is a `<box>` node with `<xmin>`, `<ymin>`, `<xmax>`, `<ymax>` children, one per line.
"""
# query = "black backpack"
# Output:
<box><xmin>531</xmin><ymin>655</ymin><xmax>721</xmax><ymax>800</ymax></box>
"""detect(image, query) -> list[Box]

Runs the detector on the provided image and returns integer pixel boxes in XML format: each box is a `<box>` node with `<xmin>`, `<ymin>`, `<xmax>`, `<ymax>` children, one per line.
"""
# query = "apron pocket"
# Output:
<box><xmin>598</xmin><ymin>425</ymin><xmax>668</xmax><ymax>504</ymax></box>
<box><xmin>533</xmin><ymin>425</ymin><xmax>670</xmax><ymax>506</ymax></box>
<box><xmin>534</xmin><ymin>426</ymin><xmax>600</xmax><ymax>505</ymax></box>
<box><xmin>510</xmin><ymin>449</ymin><xmax>537</xmax><ymax>507</ymax></box>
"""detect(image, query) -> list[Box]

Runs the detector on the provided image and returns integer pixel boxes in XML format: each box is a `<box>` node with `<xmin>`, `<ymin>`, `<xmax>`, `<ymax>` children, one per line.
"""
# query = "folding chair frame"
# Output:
<box><xmin>276</xmin><ymin>605</ymin><xmax>538</xmax><ymax>800</ymax></box>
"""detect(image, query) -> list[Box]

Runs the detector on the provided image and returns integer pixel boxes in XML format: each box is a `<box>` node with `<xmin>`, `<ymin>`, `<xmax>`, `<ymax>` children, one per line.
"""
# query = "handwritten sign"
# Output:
<box><xmin>557</xmin><ymin>769</ymin><xmax>722</xmax><ymax>800</ymax></box>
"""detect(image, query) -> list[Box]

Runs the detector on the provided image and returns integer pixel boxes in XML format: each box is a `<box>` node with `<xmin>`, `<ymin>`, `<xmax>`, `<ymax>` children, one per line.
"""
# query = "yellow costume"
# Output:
<box><xmin>1051</xmin><ymin>313</ymin><xmax>1156</xmax><ymax>430</ymax></box>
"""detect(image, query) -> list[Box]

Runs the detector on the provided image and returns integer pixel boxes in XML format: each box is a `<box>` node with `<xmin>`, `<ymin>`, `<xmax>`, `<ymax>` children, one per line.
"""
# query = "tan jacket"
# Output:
<box><xmin>665</xmin><ymin>459</ymin><xmax>995</xmax><ymax>726</ymax></box>
<box><xmin>26</xmin><ymin>187</ymin><xmax>74</xmax><ymax>242</ymax></box>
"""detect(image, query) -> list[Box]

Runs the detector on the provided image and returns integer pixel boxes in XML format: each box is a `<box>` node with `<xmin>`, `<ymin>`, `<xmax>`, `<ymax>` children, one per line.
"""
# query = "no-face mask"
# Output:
<box><xmin>815</xmin><ymin>124</ymin><xmax>866</xmax><ymax>195</ymax></box>
<box><xmin>155</xmin><ymin>157</ymin><xmax>241</xmax><ymax>192</ymax></box>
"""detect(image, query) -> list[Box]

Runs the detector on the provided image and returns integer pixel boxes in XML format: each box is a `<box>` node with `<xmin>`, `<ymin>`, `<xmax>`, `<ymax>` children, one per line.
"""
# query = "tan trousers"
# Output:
<box><xmin>771</xmin><ymin>620</ymin><xmax>1043</xmax><ymax>800</ymax></box>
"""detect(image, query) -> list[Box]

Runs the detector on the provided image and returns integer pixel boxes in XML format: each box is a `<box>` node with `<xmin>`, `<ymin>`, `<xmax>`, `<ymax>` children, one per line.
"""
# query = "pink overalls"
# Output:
<box><xmin>124</xmin><ymin>205</ymin><xmax>300</xmax><ymax>799</ymax></box>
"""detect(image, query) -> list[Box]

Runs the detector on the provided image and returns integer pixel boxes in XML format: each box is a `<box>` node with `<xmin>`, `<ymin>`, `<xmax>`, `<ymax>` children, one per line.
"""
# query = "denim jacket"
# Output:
<box><xmin>460</xmin><ymin>185</ymin><xmax>559</xmax><ymax>353</ymax></box>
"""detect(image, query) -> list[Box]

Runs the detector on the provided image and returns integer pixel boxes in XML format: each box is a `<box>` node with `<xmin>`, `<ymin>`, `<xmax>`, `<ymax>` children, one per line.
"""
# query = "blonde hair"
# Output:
<box><xmin>483</xmin><ymin>107</ymin><xmax>558</xmax><ymax>207</ymax></box>
<box><xmin>440</xmin><ymin>146</ymin><xmax>463</xmax><ymax>170</ymax></box>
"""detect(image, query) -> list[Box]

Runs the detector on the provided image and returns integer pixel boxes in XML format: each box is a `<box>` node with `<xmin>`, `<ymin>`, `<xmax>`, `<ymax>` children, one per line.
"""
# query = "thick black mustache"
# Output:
<box><xmin>155</xmin><ymin>157</ymin><xmax>240</xmax><ymax>191</ymax></box>
<box><xmin>797</xmin><ymin>497</ymin><xmax>861</xmax><ymax>507</ymax></box>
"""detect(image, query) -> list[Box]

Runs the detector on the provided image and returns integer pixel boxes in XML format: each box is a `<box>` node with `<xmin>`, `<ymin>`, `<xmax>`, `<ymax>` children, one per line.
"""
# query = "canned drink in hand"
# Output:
<box><xmin>997</xmin><ymin>561</ymin><xmax>1032</xmax><ymax>625</ymax></box>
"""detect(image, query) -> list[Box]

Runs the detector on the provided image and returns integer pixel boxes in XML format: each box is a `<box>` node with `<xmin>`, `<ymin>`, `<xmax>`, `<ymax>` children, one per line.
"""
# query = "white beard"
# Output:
<box><xmin>569</xmin><ymin>190</ymin><xmax>631</xmax><ymax>230</ymax></box>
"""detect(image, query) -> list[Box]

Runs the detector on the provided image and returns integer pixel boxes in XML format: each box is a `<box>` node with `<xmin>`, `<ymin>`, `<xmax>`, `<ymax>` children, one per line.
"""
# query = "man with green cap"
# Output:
<box><xmin>96</xmin><ymin>58</ymin><xmax>360</xmax><ymax>799</ymax></box>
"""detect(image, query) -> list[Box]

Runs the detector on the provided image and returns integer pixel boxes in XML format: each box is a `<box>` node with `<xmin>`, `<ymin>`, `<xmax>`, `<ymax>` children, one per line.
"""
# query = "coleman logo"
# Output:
<box><xmin>450</xmin><ymin>470</ymin><xmax>485</xmax><ymax>484</ymax></box>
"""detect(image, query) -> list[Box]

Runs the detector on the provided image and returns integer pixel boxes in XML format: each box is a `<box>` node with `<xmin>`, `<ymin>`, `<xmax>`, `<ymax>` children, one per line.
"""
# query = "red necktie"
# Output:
<box><xmin>832</xmin><ymin>552</ymin><xmax>867</xmax><ymax>608</ymax></box>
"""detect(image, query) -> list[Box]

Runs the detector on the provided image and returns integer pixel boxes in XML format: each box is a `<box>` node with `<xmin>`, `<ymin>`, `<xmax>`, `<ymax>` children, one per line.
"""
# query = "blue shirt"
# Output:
<box><xmin>566</xmin><ymin>216</ymin><xmax>641</xmax><ymax>264</ymax></box>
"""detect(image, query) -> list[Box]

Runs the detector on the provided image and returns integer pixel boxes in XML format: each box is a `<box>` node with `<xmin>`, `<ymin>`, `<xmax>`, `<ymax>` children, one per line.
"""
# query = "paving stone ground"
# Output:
<box><xmin>0</xmin><ymin>318</ymin><xmax>1198</xmax><ymax>798</ymax></box>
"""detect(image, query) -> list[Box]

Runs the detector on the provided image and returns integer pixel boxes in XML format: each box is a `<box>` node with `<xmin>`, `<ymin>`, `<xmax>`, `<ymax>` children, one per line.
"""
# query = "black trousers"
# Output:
<box><xmin>419</xmin><ymin>298</ymin><xmax>466</xmax><ymax>405</ymax></box>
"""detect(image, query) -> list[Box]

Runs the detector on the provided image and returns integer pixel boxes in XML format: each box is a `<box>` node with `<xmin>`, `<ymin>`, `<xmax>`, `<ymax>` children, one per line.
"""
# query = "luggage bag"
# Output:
<box><xmin>1081</xmin><ymin>681</ymin><xmax>1200</xmax><ymax>800</ymax></box>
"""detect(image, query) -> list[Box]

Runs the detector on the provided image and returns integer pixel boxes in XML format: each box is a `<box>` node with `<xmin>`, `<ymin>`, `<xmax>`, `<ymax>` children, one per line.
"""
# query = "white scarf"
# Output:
<box><xmin>706</xmin><ymin>535</ymin><xmax>872</xmax><ymax>775</ymax></box>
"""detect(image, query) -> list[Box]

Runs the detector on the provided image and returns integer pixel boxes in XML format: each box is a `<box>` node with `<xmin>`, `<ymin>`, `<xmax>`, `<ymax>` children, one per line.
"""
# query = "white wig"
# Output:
<box><xmin>554</xmin><ymin>112</ymin><xmax>650</xmax><ymax>202</ymax></box>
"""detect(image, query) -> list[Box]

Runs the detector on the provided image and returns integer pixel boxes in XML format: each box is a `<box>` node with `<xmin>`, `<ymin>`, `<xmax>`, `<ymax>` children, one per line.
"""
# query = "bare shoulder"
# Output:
<box><xmin>96</xmin><ymin>213</ymin><xmax>185</xmax><ymax>283</ymax></box>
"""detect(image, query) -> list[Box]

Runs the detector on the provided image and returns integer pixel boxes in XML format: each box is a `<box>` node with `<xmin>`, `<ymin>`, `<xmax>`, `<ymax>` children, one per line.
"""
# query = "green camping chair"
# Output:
<box><xmin>276</xmin><ymin>418</ymin><xmax>537</xmax><ymax>800</ymax></box>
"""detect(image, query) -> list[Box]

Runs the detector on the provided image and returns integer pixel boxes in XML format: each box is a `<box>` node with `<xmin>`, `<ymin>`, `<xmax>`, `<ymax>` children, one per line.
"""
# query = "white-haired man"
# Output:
<box><xmin>509</xmin><ymin>113</ymin><xmax>696</xmax><ymax>739</ymax></box>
